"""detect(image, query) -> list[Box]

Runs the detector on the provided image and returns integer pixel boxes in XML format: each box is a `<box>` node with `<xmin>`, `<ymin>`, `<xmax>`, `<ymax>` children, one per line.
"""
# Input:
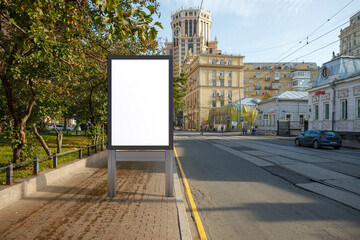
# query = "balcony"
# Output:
<box><xmin>219</xmin><ymin>75</ymin><xmax>224</xmax><ymax>80</ymax></box>
<box><xmin>255</xmin><ymin>85</ymin><xmax>261</xmax><ymax>90</ymax></box>
<box><xmin>265</xmin><ymin>77</ymin><xmax>270</xmax><ymax>81</ymax></box>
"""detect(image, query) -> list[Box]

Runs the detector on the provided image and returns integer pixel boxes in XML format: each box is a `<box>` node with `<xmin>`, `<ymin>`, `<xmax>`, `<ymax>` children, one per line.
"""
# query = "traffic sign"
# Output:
<box><xmin>262</xmin><ymin>113</ymin><xmax>269</xmax><ymax>120</ymax></box>
<box><xmin>240</xmin><ymin>117</ymin><xmax>244</xmax><ymax>122</ymax></box>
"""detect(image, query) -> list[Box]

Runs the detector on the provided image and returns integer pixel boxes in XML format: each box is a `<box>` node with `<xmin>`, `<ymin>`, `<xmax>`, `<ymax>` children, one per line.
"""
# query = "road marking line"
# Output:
<box><xmin>174</xmin><ymin>146</ymin><xmax>207</xmax><ymax>240</ymax></box>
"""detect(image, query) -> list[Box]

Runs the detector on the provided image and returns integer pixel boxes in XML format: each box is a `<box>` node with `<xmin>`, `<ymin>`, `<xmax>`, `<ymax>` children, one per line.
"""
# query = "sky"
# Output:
<box><xmin>156</xmin><ymin>0</ymin><xmax>360</xmax><ymax>66</ymax></box>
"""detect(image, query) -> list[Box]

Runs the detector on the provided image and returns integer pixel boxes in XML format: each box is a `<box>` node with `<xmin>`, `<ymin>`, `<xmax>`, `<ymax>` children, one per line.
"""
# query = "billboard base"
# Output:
<box><xmin>107</xmin><ymin>150</ymin><xmax>174</xmax><ymax>197</ymax></box>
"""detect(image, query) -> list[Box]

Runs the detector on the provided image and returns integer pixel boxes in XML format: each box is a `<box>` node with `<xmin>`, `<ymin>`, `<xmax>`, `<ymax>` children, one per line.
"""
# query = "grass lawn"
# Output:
<box><xmin>0</xmin><ymin>131</ymin><xmax>104</xmax><ymax>184</ymax></box>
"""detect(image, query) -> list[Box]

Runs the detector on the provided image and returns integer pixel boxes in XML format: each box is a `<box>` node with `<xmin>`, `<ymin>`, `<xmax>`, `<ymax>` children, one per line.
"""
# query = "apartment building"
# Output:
<box><xmin>243</xmin><ymin>62</ymin><xmax>320</xmax><ymax>99</ymax></box>
<box><xmin>183</xmin><ymin>53</ymin><xmax>245</xmax><ymax>130</ymax></box>
<box><xmin>339</xmin><ymin>10</ymin><xmax>360</xmax><ymax>57</ymax></box>
<box><xmin>165</xmin><ymin>7</ymin><xmax>220</xmax><ymax>67</ymax></box>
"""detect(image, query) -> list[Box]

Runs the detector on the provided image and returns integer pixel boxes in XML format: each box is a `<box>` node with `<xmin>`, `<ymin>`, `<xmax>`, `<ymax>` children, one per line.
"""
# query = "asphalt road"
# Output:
<box><xmin>175</xmin><ymin>132</ymin><xmax>360</xmax><ymax>240</ymax></box>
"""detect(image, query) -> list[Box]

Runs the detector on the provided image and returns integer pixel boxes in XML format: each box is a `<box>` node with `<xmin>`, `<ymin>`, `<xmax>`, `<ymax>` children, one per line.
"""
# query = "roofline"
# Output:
<box><xmin>258</xmin><ymin>98</ymin><xmax>308</xmax><ymax>105</ymax></box>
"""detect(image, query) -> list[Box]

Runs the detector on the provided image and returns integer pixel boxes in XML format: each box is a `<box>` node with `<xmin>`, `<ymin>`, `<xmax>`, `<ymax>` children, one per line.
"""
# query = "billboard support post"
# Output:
<box><xmin>107</xmin><ymin>55</ymin><xmax>174</xmax><ymax>198</ymax></box>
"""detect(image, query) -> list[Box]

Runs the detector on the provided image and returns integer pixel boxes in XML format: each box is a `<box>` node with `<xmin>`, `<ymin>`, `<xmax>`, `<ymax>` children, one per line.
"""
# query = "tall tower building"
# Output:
<box><xmin>339</xmin><ymin>10</ymin><xmax>360</xmax><ymax>57</ymax></box>
<box><xmin>165</xmin><ymin>7</ymin><xmax>221</xmax><ymax>67</ymax></box>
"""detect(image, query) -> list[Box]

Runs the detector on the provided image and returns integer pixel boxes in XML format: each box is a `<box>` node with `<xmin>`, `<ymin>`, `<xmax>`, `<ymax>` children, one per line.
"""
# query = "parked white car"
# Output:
<box><xmin>48</xmin><ymin>125</ymin><xmax>65</xmax><ymax>131</ymax></box>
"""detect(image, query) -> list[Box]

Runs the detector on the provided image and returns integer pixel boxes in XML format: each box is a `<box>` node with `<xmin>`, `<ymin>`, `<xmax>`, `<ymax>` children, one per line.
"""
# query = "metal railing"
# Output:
<box><xmin>0</xmin><ymin>142</ymin><xmax>106</xmax><ymax>185</ymax></box>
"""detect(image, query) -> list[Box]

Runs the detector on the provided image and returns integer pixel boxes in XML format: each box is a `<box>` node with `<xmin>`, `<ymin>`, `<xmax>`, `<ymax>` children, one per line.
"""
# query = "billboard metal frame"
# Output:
<box><xmin>107</xmin><ymin>55</ymin><xmax>173</xmax><ymax>150</ymax></box>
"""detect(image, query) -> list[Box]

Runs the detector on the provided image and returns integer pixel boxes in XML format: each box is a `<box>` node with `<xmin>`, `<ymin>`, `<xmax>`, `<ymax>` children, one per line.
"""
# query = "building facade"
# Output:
<box><xmin>165</xmin><ymin>7</ymin><xmax>220</xmax><ymax>67</ymax></box>
<box><xmin>339</xmin><ymin>10</ymin><xmax>360</xmax><ymax>57</ymax></box>
<box><xmin>243</xmin><ymin>62</ymin><xmax>319</xmax><ymax>99</ymax></box>
<box><xmin>257</xmin><ymin>91</ymin><xmax>308</xmax><ymax>135</ymax></box>
<box><xmin>183</xmin><ymin>53</ymin><xmax>245</xmax><ymax>130</ymax></box>
<box><xmin>308</xmin><ymin>56</ymin><xmax>360</xmax><ymax>141</ymax></box>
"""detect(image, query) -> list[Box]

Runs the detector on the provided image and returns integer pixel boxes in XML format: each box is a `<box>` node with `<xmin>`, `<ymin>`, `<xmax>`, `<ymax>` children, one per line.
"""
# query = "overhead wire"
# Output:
<box><xmin>245</xmin><ymin>0</ymin><xmax>355</xmax><ymax>76</ymax></box>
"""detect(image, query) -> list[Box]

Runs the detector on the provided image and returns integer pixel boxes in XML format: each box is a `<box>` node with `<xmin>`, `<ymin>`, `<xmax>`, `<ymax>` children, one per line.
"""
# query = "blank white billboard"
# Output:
<box><xmin>108</xmin><ymin>56</ymin><xmax>173</xmax><ymax>149</ymax></box>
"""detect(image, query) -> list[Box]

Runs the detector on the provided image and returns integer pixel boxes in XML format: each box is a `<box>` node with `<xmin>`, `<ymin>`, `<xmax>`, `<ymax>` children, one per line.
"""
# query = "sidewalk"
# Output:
<box><xmin>0</xmin><ymin>161</ymin><xmax>184</xmax><ymax>240</ymax></box>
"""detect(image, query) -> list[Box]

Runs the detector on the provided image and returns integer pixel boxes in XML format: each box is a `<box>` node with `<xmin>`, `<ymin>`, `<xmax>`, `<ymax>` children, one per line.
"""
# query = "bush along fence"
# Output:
<box><xmin>0</xmin><ymin>142</ymin><xmax>106</xmax><ymax>185</ymax></box>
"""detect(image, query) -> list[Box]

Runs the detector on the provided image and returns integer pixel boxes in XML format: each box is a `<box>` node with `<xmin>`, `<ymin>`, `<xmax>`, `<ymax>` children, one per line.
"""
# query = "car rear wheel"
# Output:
<box><xmin>295</xmin><ymin>139</ymin><xmax>301</xmax><ymax>146</ymax></box>
<box><xmin>333</xmin><ymin>146</ymin><xmax>341</xmax><ymax>150</ymax></box>
<box><xmin>313</xmin><ymin>140</ymin><xmax>320</xmax><ymax>149</ymax></box>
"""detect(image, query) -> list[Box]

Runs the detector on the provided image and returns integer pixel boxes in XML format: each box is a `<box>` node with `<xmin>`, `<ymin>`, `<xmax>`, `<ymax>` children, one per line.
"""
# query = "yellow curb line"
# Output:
<box><xmin>174</xmin><ymin>146</ymin><xmax>207</xmax><ymax>240</ymax></box>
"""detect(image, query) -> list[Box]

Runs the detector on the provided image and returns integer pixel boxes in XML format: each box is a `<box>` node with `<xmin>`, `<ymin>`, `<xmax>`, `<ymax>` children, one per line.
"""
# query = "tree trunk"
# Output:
<box><xmin>56</xmin><ymin>131</ymin><xmax>63</xmax><ymax>153</ymax></box>
<box><xmin>12</xmin><ymin>123</ymin><xmax>26</xmax><ymax>163</ymax></box>
<box><xmin>33</xmin><ymin>123</ymin><xmax>52</xmax><ymax>156</ymax></box>
<box><xmin>53</xmin><ymin>121</ymin><xmax>63</xmax><ymax>153</ymax></box>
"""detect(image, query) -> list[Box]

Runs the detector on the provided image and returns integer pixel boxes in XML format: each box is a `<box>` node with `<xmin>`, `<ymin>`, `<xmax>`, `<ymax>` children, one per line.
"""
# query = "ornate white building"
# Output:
<box><xmin>308</xmin><ymin>56</ymin><xmax>360</xmax><ymax>141</ymax></box>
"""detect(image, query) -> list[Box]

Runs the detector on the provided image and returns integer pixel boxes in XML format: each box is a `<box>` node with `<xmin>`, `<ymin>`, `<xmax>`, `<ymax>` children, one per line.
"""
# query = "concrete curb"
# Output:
<box><xmin>174</xmin><ymin>163</ymin><xmax>192</xmax><ymax>240</ymax></box>
<box><xmin>0</xmin><ymin>151</ymin><xmax>107</xmax><ymax>211</ymax></box>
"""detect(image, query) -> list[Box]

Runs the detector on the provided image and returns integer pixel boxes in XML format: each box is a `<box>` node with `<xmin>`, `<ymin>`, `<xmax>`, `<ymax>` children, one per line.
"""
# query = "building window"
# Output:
<box><xmin>212</xmin><ymin>101</ymin><xmax>216</xmax><ymax>107</ymax></box>
<box><xmin>265</xmin><ymin>74</ymin><xmax>269</xmax><ymax>80</ymax></box>
<box><xmin>324</xmin><ymin>103</ymin><xmax>330</xmax><ymax>120</ymax></box>
<box><xmin>220</xmin><ymin>91</ymin><xmax>224</xmax><ymax>96</ymax></box>
<box><xmin>275</xmin><ymin>90</ymin><xmax>278</xmax><ymax>95</ymax></box>
<box><xmin>286</xmin><ymin>114</ymin><xmax>291</xmax><ymax>121</ymax></box>
<box><xmin>220</xmin><ymin>71</ymin><xmax>224</xmax><ymax>76</ymax></box>
<box><xmin>281</xmin><ymin>73</ymin><xmax>284</xmax><ymax>78</ymax></box>
<box><xmin>280</xmin><ymin>82</ymin><xmax>284</xmax><ymax>87</ymax></box>
<box><xmin>212</xmin><ymin>91</ymin><xmax>216</xmax><ymax>97</ymax></box>
<box><xmin>256</xmin><ymin>90</ymin><xmax>260</xmax><ymax>95</ymax></box>
<box><xmin>341</xmin><ymin>99</ymin><xmax>347</xmax><ymax>120</ymax></box>
<box><xmin>246</xmin><ymin>87</ymin><xmax>249</xmax><ymax>91</ymax></box>
<box><xmin>194</xmin><ymin>20</ymin><xmax>197</xmax><ymax>35</ymax></box>
<box><xmin>255</xmin><ymin>74</ymin><xmax>260</xmax><ymax>78</ymax></box>
<box><xmin>243</xmin><ymin>78</ymin><xmax>245</xmax><ymax>83</ymax></box>
<box><xmin>228</xmin><ymin>60</ymin><xmax>231</xmax><ymax>65</ymax></box>
<box><xmin>357</xmin><ymin>98</ymin><xmax>360</xmax><ymax>119</ymax></box>
<box><xmin>228</xmin><ymin>71</ymin><xmax>232</xmax><ymax>77</ymax></box>
<box><xmin>220</xmin><ymin>80</ymin><xmax>224</xmax><ymax>86</ymax></box>
<box><xmin>249</xmin><ymin>78</ymin><xmax>252</xmax><ymax>82</ymax></box>
<box><xmin>189</xmin><ymin>20</ymin><xmax>192</xmax><ymax>36</ymax></box>
<box><xmin>287</xmin><ymin>82</ymin><xmax>290</xmax><ymax>88</ymax></box>
<box><xmin>221</xmin><ymin>101</ymin><xmax>224</xmax><ymax>107</ymax></box>
<box><xmin>311</xmin><ymin>73</ymin><xmax>315</xmax><ymax>79</ymax></box>
<box><xmin>275</xmin><ymin>72</ymin><xmax>280</xmax><ymax>80</ymax></box>
<box><xmin>212</xmin><ymin>80</ymin><xmax>216</xmax><ymax>86</ymax></box>
<box><xmin>212</xmin><ymin>70</ymin><xmax>216</xmax><ymax>76</ymax></box>
<box><xmin>185</xmin><ymin>20</ymin><xmax>188</xmax><ymax>36</ymax></box>
<box><xmin>299</xmin><ymin>114</ymin><xmax>305</xmax><ymax>124</ymax></box>
<box><xmin>314</xmin><ymin>104</ymin><xmax>319</xmax><ymax>120</ymax></box>
<box><xmin>228</xmin><ymin>80</ymin><xmax>231</xmax><ymax>87</ymax></box>
<box><xmin>250</xmin><ymin>86</ymin><xmax>252</xmax><ymax>91</ymax></box>
<box><xmin>212</xmin><ymin>59</ymin><xmax>216</xmax><ymax>64</ymax></box>
<box><xmin>228</xmin><ymin>91</ymin><xmax>232</xmax><ymax>98</ymax></box>
<box><xmin>286</xmin><ymin>73</ymin><xmax>290</xmax><ymax>78</ymax></box>
<box><xmin>220</xmin><ymin>60</ymin><xmax>224</xmax><ymax>65</ymax></box>
<box><xmin>246</xmin><ymin>78</ymin><xmax>249</xmax><ymax>83</ymax></box>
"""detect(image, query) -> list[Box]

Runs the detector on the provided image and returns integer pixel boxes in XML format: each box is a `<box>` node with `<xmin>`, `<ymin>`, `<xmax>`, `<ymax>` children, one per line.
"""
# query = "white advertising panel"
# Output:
<box><xmin>108</xmin><ymin>56</ymin><xmax>173</xmax><ymax>150</ymax></box>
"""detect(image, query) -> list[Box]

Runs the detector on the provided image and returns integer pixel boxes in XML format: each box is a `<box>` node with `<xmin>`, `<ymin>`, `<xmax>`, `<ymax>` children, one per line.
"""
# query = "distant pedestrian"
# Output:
<box><xmin>200</xmin><ymin>126</ymin><xmax>204</xmax><ymax>135</ymax></box>
<box><xmin>242</xmin><ymin>128</ymin><xmax>245</xmax><ymax>135</ymax></box>
<box><xmin>251</xmin><ymin>126</ymin><xmax>255</xmax><ymax>135</ymax></box>
<box><xmin>221</xmin><ymin>125</ymin><xmax>224</xmax><ymax>133</ymax></box>
<box><xmin>232</xmin><ymin>125</ymin><xmax>234</xmax><ymax>132</ymax></box>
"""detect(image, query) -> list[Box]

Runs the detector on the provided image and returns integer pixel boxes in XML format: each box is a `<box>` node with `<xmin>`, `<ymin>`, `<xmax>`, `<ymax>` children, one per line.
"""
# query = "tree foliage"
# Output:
<box><xmin>0</xmin><ymin>0</ymin><xmax>162</xmax><ymax>162</ymax></box>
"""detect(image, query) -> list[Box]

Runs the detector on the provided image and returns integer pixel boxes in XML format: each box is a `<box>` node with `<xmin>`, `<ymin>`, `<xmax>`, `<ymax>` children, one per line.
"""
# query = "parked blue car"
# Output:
<box><xmin>295</xmin><ymin>130</ymin><xmax>342</xmax><ymax>149</ymax></box>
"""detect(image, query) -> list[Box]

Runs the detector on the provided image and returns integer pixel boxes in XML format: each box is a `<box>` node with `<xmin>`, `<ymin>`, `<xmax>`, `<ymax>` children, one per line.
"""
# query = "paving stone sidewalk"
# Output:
<box><xmin>0</xmin><ymin>161</ymin><xmax>180</xmax><ymax>240</ymax></box>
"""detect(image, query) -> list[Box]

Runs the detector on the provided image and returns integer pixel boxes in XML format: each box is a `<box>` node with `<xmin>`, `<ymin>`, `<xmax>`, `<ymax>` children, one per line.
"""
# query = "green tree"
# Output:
<box><xmin>263</xmin><ymin>92</ymin><xmax>275</xmax><ymax>100</ymax></box>
<box><xmin>0</xmin><ymin>0</ymin><xmax>162</xmax><ymax>163</ymax></box>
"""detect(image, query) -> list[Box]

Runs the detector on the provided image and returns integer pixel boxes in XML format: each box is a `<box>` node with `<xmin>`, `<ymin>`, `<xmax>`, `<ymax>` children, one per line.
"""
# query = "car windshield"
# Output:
<box><xmin>321</xmin><ymin>131</ymin><xmax>336</xmax><ymax>136</ymax></box>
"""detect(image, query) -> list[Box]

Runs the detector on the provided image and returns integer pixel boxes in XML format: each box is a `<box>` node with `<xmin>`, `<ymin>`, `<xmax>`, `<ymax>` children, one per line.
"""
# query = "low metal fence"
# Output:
<box><xmin>0</xmin><ymin>142</ymin><xmax>106</xmax><ymax>185</ymax></box>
